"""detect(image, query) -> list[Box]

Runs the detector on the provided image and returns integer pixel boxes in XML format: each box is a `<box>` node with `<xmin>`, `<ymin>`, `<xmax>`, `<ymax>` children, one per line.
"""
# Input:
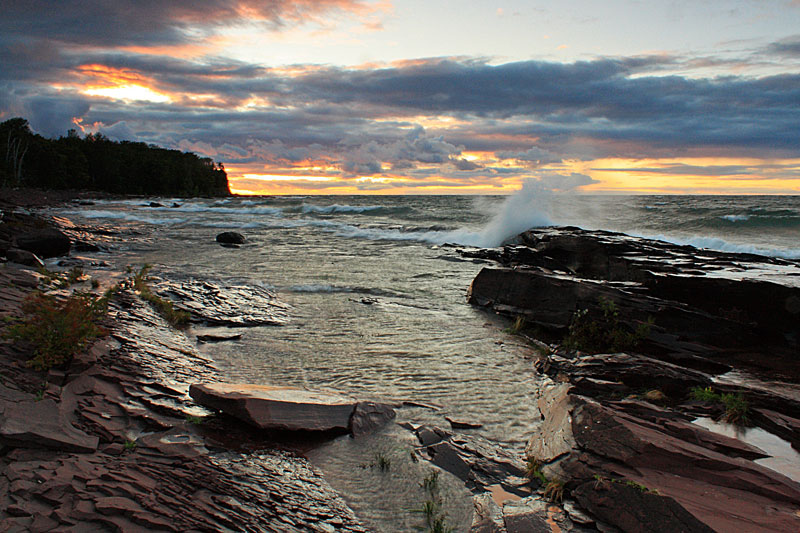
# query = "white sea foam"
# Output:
<box><xmin>154</xmin><ymin>204</ymin><xmax>284</xmax><ymax>216</ymax></box>
<box><xmin>721</xmin><ymin>214</ymin><xmax>750</xmax><ymax>222</ymax></box>
<box><xmin>630</xmin><ymin>232</ymin><xmax>800</xmax><ymax>260</ymax></box>
<box><xmin>62</xmin><ymin>209</ymin><xmax>186</xmax><ymax>225</ymax></box>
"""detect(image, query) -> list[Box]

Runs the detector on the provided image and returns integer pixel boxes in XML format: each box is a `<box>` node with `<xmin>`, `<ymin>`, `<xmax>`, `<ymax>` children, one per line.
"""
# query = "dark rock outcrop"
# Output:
<box><xmin>525</xmin><ymin>382</ymin><xmax>800</xmax><ymax>533</ymax></box>
<box><xmin>465</xmin><ymin>227</ymin><xmax>800</xmax><ymax>532</ymax></box>
<box><xmin>5</xmin><ymin>248</ymin><xmax>44</xmax><ymax>267</ymax></box>
<box><xmin>14</xmin><ymin>226</ymin><xmax>71</xmax><ymax>258</ymax></box>
<box><xmin>216</xmin><ymin>231</ymin><xmax>246</xmax><ymax>245</ymax></box>
<box><xmin>466</xmin><ymin>227</ymin><xmax>800</xmax><ymax>379</ymax></box>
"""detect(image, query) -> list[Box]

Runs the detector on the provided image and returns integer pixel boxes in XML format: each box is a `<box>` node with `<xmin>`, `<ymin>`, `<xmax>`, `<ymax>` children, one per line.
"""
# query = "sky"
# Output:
<box><xmin>2</xmin><ymin>1</ymin><xmax>800</xmax><ymax>195</ymax></box>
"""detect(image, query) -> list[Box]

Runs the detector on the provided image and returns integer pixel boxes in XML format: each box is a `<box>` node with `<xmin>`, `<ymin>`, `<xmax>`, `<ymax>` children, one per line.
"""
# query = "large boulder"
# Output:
<box><xmin>5</xmin><ymin>248</ymin><xmax>44</xmax><ymax>268</ymax></box>
<box><xmin>215</xmin><ymin>232</ymin><xmax>246</xmax><ymax>245</ymax></box>
<box><xmin>14</xmin><ymin>226</ymin><xmax>71</xmax><ymax>258</ymax></box>
<box><xmin>189</xmin><ymin>382</ymin><xmax>394</xmax><ymax>434</ymax></box>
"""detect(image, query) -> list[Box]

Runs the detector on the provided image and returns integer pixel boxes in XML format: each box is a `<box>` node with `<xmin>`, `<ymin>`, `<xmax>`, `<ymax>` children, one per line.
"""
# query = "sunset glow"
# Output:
<box><xmin>84</xmin><ymin>85</ymin><xmax>172</xmax><ymax>103</ymax></box>
<box><xmin>3</xmin><ymin>1</ymin><xmax>799</xmax><ymax>194</ymax></box>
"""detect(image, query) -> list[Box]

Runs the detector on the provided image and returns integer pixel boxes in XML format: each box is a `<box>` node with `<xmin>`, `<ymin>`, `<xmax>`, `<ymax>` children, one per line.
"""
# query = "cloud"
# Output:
<box><xmin>337</xmin><ymin>127</ymin><xmax>463</xmax><ymax>175</ymax></box>
<box><xmin>99</xmin><ymin>120</ymin><xmax>136</xmax><ymax>141</ymax></box>
<box><xmin>0</xmin><ymin>1</ymin><xmax>373</xmax><ymax>47</ymax></box>
<box><xmin>766</xmin><ymin>35</ymin><xmax>800</xmax><ymax>57</ymax></box>
<box><xmin>495</xmin><ymin>146</ymin><xmax>561</xmax><ymax>166</ymax></box>
<box><xmin>2</xmin><ymin>31</ymin><xmax>800</xmax><ymax>192</ymax></box>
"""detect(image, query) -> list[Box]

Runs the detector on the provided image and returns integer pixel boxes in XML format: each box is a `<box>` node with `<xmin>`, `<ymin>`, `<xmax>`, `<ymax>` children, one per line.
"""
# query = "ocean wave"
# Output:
<box><xmin>632</xmin><ymin>232</ymin><xmax>800</xmax><ymax>260</ymax></box>
<box><xmin>716</xmin><ymin>213</ymin><xmax>800</xmax><ymax>227</ymax></box>
<box><xmin>153</xmin><ymin>204</ymin><xmax>284</xmax><ymax>216</ymax></box>
<box><xmin>286</xmin><ymin>204</ymin><xmax>412</xmax><ymax>215</ymax></box>
<box><xmin>721</xmin><ymin>214</ymin><xmax>750</xmax><ymax>222</ymax></box>
<box><xmin>62</xmin><ymin>209</ymin><xmax>186</xmax><ymax>225</ymax></box>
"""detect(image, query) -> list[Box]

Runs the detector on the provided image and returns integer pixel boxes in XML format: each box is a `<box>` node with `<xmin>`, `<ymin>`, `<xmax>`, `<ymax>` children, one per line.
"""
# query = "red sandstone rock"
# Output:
<box><xmin>190</xmin><ymin>382</ymin><xmax>359</xmax><ymax>432</ymax></box>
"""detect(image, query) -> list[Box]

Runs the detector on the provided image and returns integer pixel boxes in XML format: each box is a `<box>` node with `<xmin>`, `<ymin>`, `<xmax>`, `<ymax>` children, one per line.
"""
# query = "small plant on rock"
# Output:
<box><xmin>5</xmin><ymin>289</ymin><xmax>112</xmax><ymax>371</ymax></box>
<box><xmin>504</xmin><ymin>315</ymin><xmax>527</xmax><ymax>335</ymax></box>
<box><xmin>66</xmin><ymin>266</ymin><xmax>85</xmax><ymax>284</ymax></box>
<box><xmin>691</xmin><ymin>386</ymin><xmax>750</xmax><ymax>425</ymax></box>
<box><xmin>543</xmin><ymin>478</ymin><xmax>565</xmax><ymax>502</ymax></box>
<box><xmin>124</xmin><ymin>439</ymin><xmax>137</xmax><ymax>451</ymax></box>
<box><xmin>525</xmin><ymin>456</ymin><xmax>548</xmax><ymax>485</ymax></box>
<box><xmin>563</xmin><ymin>298</ymin><xmax>652</xmax><ymax>353</ymax></box>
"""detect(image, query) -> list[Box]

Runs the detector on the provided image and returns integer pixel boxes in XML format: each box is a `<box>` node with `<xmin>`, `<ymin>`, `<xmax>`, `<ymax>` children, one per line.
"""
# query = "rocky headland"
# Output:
<box><xmin>460</xmin><ymin>226</ymin><xmax>800</xmax><ymax>532</ymax></box>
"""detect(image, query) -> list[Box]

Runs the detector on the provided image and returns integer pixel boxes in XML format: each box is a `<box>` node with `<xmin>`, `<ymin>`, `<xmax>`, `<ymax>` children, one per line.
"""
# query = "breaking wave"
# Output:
<box><xmin>63</xmin><ymin>209</ymin><xmax>186</xmax><ymax>225</ymax></box>
<box><xmin>631</xmin><ymin>232</ymin><xmax>800</xmax><ymax>260</ymax></box>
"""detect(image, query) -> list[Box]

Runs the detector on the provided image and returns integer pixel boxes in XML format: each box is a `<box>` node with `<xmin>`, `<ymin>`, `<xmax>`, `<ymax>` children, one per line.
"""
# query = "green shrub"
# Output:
<box><xmin>690</xmin><ymin>386</ymin><xmax>750</xmax><ymax>425</ymax></box>
<box><xmin>5</xmin><ymin>290</ymin><xmax>111</xmax><ymax>370</ymax></box>
<box><xmin>564</xmin><ymin>298</ymin><xmax>652</xmax><ymax>353</ymax></box>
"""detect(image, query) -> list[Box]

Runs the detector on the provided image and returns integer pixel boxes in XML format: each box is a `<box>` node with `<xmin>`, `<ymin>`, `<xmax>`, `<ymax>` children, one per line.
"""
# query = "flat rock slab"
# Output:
<box><xmin>190</xmin><ymin>383</ymin><xmax>364</xmax><ymax>432</ymax></box>
<box><xmin>0</xmin><ymin>399</ymin><xmax>99</xmax><ymax>453</ymax></box>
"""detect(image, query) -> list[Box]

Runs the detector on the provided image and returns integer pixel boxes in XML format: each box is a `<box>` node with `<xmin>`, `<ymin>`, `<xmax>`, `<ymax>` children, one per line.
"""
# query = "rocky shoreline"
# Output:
<box><xmin>2</xmin><ymin>196</ymin><xmax>800</xmax><ymax>532</ymax></box>
<box><xmin>460</xmin><ymin>227</ymin><xmax>800</xmax><ymax>532</ymax></box>
<box><xmin>0</xmin><ymin>200</ymin><xmax>372</xmax><ymax>531</ymax></box>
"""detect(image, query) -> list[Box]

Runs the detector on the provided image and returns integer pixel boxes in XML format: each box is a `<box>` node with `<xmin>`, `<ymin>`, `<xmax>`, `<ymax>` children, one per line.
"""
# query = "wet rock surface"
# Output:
<box><xmin>0</xmin><ymin>265</ymin><xmax>368</xmax><ymax>532</ymax></box>
<box><xmin>190</xmin><ymin>382</ymin><xmax>395</xmax><ymax>435</ymax></box>
<box><xmin>216</xmin><ymin>231</ymin><xmax>246</xmax><ymax>245</ymax></box>
<box><xmin>465</xmin><ymin>226</ymin><xmax>800</xmax><ymax>379</ymax></box>
<box><xmin>465</xmin><ymin>226</ymin><xmax>800</xmax><ymax>532</ymax></box>
<box><xmin>154</xmin><ymin>277</ymin><xmax>290</xmax><ymax>327</ymax></box>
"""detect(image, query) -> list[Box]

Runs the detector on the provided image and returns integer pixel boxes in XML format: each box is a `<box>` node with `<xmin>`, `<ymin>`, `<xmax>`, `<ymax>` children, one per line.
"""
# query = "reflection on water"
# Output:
<box><xmin>692</xmin><ymin>417</ymin><xmax>800</xmax><ymax>483</ymax></box>
<box><xmin>306</xmin><ymin>422</ymin><xmax>474</xmax><ymax>533</ymax></box>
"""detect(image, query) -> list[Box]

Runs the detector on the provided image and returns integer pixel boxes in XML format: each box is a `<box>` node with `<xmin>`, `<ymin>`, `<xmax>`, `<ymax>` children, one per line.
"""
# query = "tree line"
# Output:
<box><xmin>1</xmin><ymin>117</ymin><xmax>230</xmax><ymax>196</ymax></box>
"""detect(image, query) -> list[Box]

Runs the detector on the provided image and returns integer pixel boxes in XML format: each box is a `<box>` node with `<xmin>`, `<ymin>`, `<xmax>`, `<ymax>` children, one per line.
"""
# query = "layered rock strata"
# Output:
<box><xmin>464</xmin><ymin>227</ymin><xmax>800</xmax><ymax>532</ymax></box>
<box><xmin>0</xmin><ymin>266</ymin><xmax>368</xmax><ymax>532</ymax></box>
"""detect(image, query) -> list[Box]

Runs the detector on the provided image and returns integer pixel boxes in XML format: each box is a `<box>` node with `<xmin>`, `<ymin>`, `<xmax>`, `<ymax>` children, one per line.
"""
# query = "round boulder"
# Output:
<box><xmin>14</xmin><ymin>227</ymin><xmax>71</xmax><ymax>258</ymax></box>
<box><xmin>216</xmin><ymin>232</ymin><xmax>246</xmax><ymax>245</ymax></box>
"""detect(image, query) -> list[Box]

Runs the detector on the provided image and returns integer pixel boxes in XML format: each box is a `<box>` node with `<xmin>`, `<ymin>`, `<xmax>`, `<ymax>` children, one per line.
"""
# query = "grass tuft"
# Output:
<box><xmin>132</xmin><ymin>265</ymin><xmax>190</xmax><ymax>327</ymax></box>
<box><xmin>504</xmin><ymin>315</ymin><xmax>527</xmax><ymax>335</ymax></box>
<box><xmin>691</xmin><ymin>386</ymin><xmax>750</xmax><ymax>425</ymax></box>
<box><xmin>543</xmin><ymin>478</ymin><xmax>565</xmax><ymax>502</ymax></box>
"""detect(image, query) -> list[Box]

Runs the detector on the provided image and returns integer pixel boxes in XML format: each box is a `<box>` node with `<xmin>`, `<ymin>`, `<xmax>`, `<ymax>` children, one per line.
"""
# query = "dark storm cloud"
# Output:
<box><xmin>3</xmin><ymin>41</ymin><xmax>800</xmax><ymax>178</ymax></box>
<box><xmin>766</xmin><ymin>35</ymin><xmax>800</xmax><ymax>57</ymax></box>
<box><xmin>0</xmin><ymin>0</ymin><xmax>370</xmax><ymax>47</ymax></box>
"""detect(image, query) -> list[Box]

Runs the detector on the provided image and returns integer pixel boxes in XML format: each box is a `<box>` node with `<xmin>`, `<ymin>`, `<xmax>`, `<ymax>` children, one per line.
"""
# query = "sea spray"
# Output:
<box><xmin>443</xmin><ymin>180</ymin><xmax>555</xmax><ymax>247</ymax></box>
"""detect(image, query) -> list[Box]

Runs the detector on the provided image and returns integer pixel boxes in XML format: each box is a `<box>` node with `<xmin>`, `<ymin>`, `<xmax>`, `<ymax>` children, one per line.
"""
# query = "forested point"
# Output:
<box><xmin>1</xmin><ymin>117</ymin><xmax>230</xmax><ymax>197</ymax></box>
